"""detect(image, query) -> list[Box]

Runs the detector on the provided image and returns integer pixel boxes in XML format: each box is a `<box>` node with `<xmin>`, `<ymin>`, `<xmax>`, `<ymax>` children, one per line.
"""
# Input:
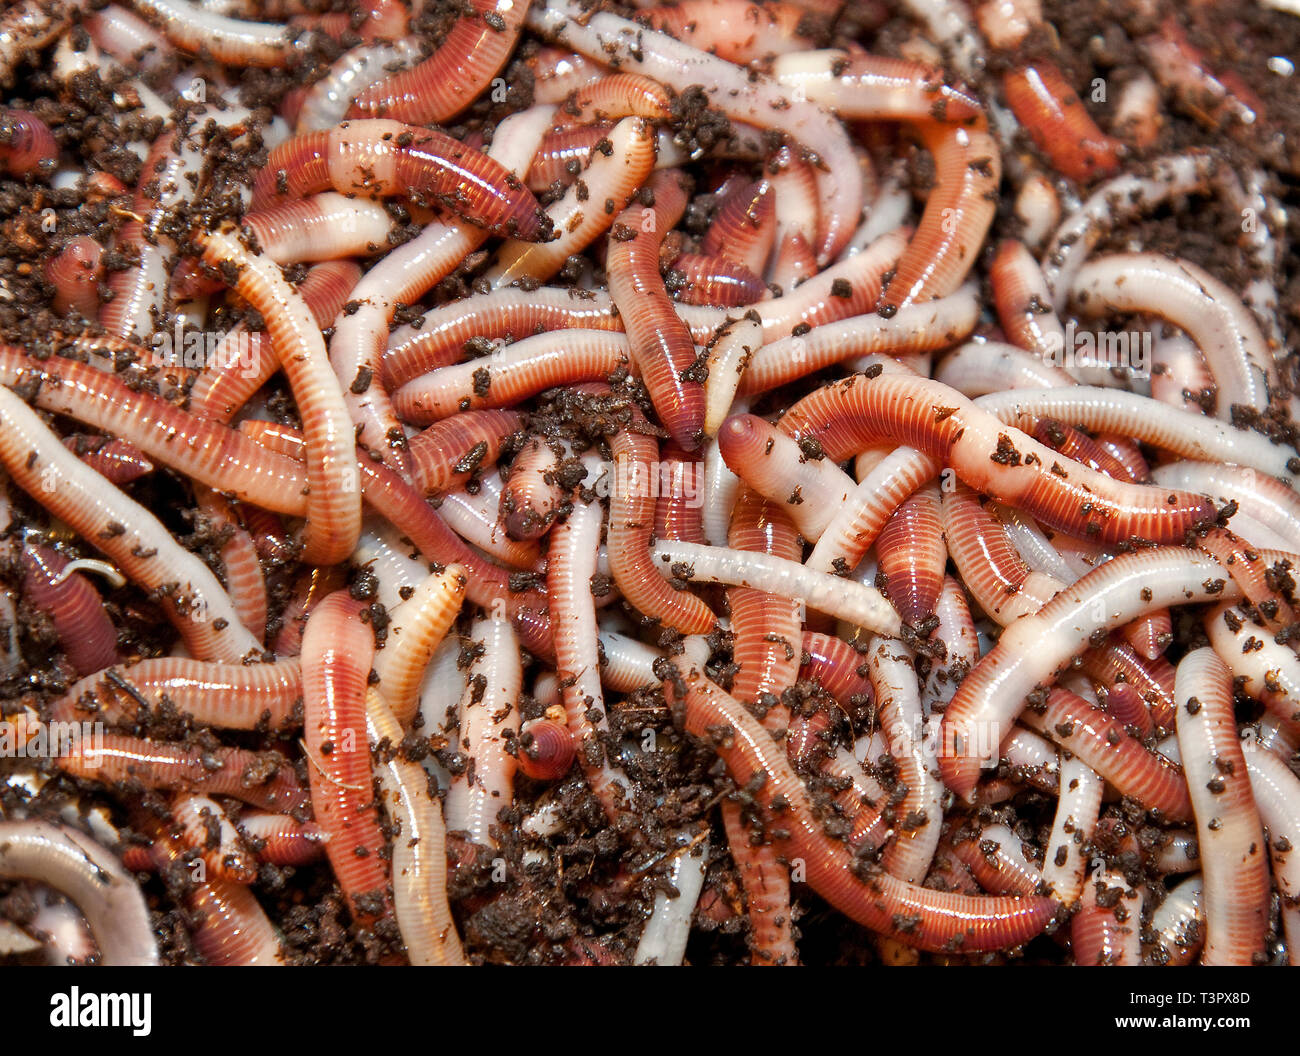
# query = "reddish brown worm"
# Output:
<box><xmin>1002</xmin><ymin>62</ymin><xmax>1124</xmax><ymax>184</ymax></box>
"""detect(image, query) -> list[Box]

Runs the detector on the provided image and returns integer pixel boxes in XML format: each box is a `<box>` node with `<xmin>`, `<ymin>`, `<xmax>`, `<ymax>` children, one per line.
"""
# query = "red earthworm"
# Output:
<box><xmin>1242</xmin><ymin>750</ymin><xmax>1300</xmax><ymax>963</ymax></box>
<box><xmin>1040</xmin><ymin>754</ymin><xmax>1103</xmax><ymax>904</ymax></box>
<box><xmin>701</xmin><ymin>315</ymin><xmax>761</xmax><ymax>438</ymax></box>
<box><xmin>654</xmin><ymin>443</ymin><xmax>706</xmax><ymax>546</ymax></box>
<box><xmin>381</xmin><ymin>288</ymin><xmax>624</xmax><ymax>390</ymax></box>
<box><xmin>668</xmin><ymin>665</ymin><xmax>1057</xmax><ymax>951</ymax></box>
<box><xmin>528</xmin><ymin>46</ymin><xmax>606</xmax><ymax>103</ymax></box>
<box><xmin>1197</xmin><ymin>528</ymin><xmax>1295</xmax><ymax>631</ymax></box>
<box><xmin>808</xmin><ymin>446</ymin><xmax>940</xmax><ymax>576</ymax></box>
<box><xmin>371</xmin><ymin>565</ymin><xmax>466</xmax><ymax>728</ymax></box>
<box><xmin>720</xmin><ymin>799</ymin><xmax>799</xmax><ymax>965</ymax></box>
<box><xmin>500</xmin><ymin>436</ymin><xmax>566</xmax><ymax>541</ymax></box>
<box><xmin>51</xmin><ymin>657</ymin><xmax>302</xmax><ymax>730</ymax></box>
<box><xmin>20</xmin><ymin>544</ymin><xmax>121</xmax><ymax>677</ymax></box>
<box><xmin>196</xmin><ymin>229</ymin><xmax>359</xmax><ymax>566</ymax></box>
<box><xmin>1095</xmin><ymin>436</ymin><xmax>1148</xmax><ymax>482</ymax></box>
<box><xmin>0</xmin><ymin>347</ymin><xmax>307</xmax><ymax>512</ymax></box>
<box><xmin>608</xmin><ymin>401</ymin><xmax>716</xmax><ymax>634</ymax></box>
<box><xmin>195</xmin><ymin>487</ymin><xmax>266</xmax><ymax>642</ymax></box>
<box><xmin>938</xmin><ymin>547</ymin><xmax>1271</xmax><ymax>798</ymax></box>
<box><xmin>1103</xmin><ymin>681</ymin><xmax>1156</xmax><ymax>738</ymax></box>
<box><xmin>300</xmin><ymin>591</ymin><xmax>392</xmax><ymax>923</ymax></box>
<box><xmin>701</xmin><ymin>179</ymin><xmax>776</xmax><ymax>276</ymax></box>
<box><xmin>641</xmin><ymin>0</ymin><xmax>814</xmax><ymax>64</ymax></box>
<box><xmin>651</xmin><ymin>537</ymin><xmax>900</xmax><ymax>637</ymax></box>
<box><xmin>973</xmin><ymin>387</ymin><xmax>1297</xmax><ymax>486</ymax></box>
<box><xmin>1079</xmin><ymin>638</ymin><xmax>1177</xmax><ymax>733</ymax></box>
<box><xmin>365</xmin><ymin>687</ymin><xmax>465</xmax><ymax>965</ymax></box>
<box><xmin>0</xmin><ymin>819</ymin><xmax>157</xmax><ymax>965</ymax></box>
<box><xmin>289</xmin><ymin>0</ymin><xmax>407</xmax><ymax>43</ymax></box>
<box><xmin>1001</xmin><ymin>62</ymin><xmax>1123</xmax><ymax>184</ymax></box>
<box><xmin>407</xmin><ymin>408</ymin><xmax>522</xmax><ymax>495</ymax></box>
<box><xmin>553</xmin><ymin>73</ymin><xmax>672</xmax><ymax>127</ymax></box>
<box><xmin>529</xmin><ymin>0</ymin><xmax>862</xmax><ymax>262</ymax></box>
<box><xmin>1152</xmin><ymin>462</ymin><xmax>1300</xmax><ymax>551</ymax></box>
<box><xmin>775</xmin><ymin>373</ymin><xmax>1216</xmax><ymax>544</ymax></box>
<box><xmin>273</xmin><ymin>566</ymin><xmax>346</xmax><ymax>657</ymax></box>
<box><xmin>1071</xmin><ymin>253</ymin><xmax>1275</xmax><ymax>419</ymax></box>
<box><xmin>439</xmin><ymin>475</ymin><xmax>542</xmax><ymax>569</ymax></box>
<box><xmin>59</xmin><ymin>734</ymin><xmax>306</xmax><ymax>812</ymax></box>
<box><xmin>127</xmin><ymin>0</ymin><xmax>307</xmax><ymax>66</ymax></box>
<box><xmin>1031</xmin><ymin>418</ymin><xmax>1130</xmax><ymax>482</ymax></box>
<box><xmin>727</xmin><ymin>488</ymin><xmax>802</xmax><ymax>731</ymax></box>
<box><xmin>250</xmin><ymin>120</ymin><xmax>548</xmax><ymax>241</ymax></box>
<box><xmin>548</xmin><ymin>484</ymin><xmax>631</xmax><ymax>816</ymax></box>
<box><xmin>989</xmin><ymin>500</ymin><xmax>1082</xmax><ymax>584</ymax></box>
<box><xmin>952</xmin><ymin>824</ymin><xmax>1044</xmax><ymax>896</ymax></box>
<box><xmin>168</xmin><ymin>793</ymin><xmax>258</xmax><ymax>884</ymax></box>
<box><xmin>242</xmin><ymin>505</ymin><xmax>296</xmax><ymax>568</ymax></box>
<box><xmin>445</xmin><ymin>613</ymin><xmax>524</xmax><ymax>845</ymax></box>
<box><xmin>61</xmin><ymin>435</ymin><xmax>153</xmax><ymax>484</ymax></box>
<box><xmin>667</xmin><ymin>253</ymin><xmax>766</xmax><ymax>308</ymax></box>
<box><xmin>1204</xmin><ymin>601</ymin><xmax>1300</xmax><ymax>732</ymax></box>
<box><xmin>347</xmin><ymin>0</ymin><xmax>528</xmax><ymax>125</ymax></box>
<box><xmin>189</xmin><ymin>259</ymin><xmax>359</xmax><ymax>425</ymax></box>
<box><xmin>393</xmin><ymin>331</ymin><xmax>631</xmax><ymax>423</ymax></box>
<box><xmin>1072</xmin><ymin>865</ymin><xmax>1142</xmax><ymax>966</ymax></box>
<box><xmin>989</xmin><ymin>239</ymin><xmax>1066</xmax><ymax>360</ymax></box>
<box><xmin>237</xmin><ymin>812</ymin><xmax>327</xmax><ymax>867</ymax></box>
<box><xmin>1173</xmin><ymin>647</ymin><xmax>1270</xmax><ymax>965</ymax></box>
<box><xmin>0</xmin><ymin>107</ymin><xmax>55</xmax><ymax>177</ymax></box>
<box><xmin>1150</xmin><ymin>874</ymin><xmax>1206</xmax><ymax>966</ymax></box>
<box><xmin>999</xmin><ymin>726</ymin><xmax>1061</xmax><ymax>792</ymax></box>
<box><xmin>766</xmin><ymin>145</ymin><xmax>820</xmax><ymax>291</ymax></box>
<box><xmin>517</xmin><ymin>718</ymin><xmax>577</xmax><ymax>781</ymax></box>
<box><xmin>0</xmin><ymin>385</ymin><xmax>259</xmax><ymax>662</ymax></box>
<box><xmin>717</xmin><ymin>416</ymin><xmax>857</xmax><ymax>542</ymax></box>
<box><xmin>241</xmin><ymin>193</ymin><xmax>397</xmax><ymax>265</ymax></box>
<box><xmin>492</xmin><ymin>115</ymin><xmax>657</xmax><ymax>285</ymax></box>
<box><xmin>296</xmin><ymin>38</ymin><xmax>425</xmax><ymax>132</ymax></box>
<box><xmin>1018</xmin><ymin>686</ymin><xmax>1192</xmax><ymax>820</ymax></box>
<box><xmin>524</xmin><ymin>123</ymin><xmax>611</xmax><ymax>192</ymax></box>
<box><xmin>786</xmin><ymin>706</ymin><xmax>834</xmax><ymax>769</ymax></box>
<box><xmin>605</xmin><ymin>170</ymin><xmax>704</xmax><ymax>449</ymax></box>
<box><xmin>45</xmin><ymin>236</ymin><xmax>105</xmax><ymax>318</ymax></box>
<box><xmin>868</xmin><ymin>636</ymin><xmax>943</xmax><ymax>882</ymax></box>
<box><xmin>1155</xmin><ymin>828</ymin><xmax>1201</xmax><ymax>874</ymax></box>
<box><xmin>921</xmin><ymin>574</ymin><xmax>978</xmax><ymax>711</ymax></box>
<box><xmin>244</xmin><ymin>420</ymin><xmax>553</xmax><ymax>656</ymax></box>
<box><xmin>934</xmin><ymin>340</ymin><xmax>1073</xmax><ymax>396</ymax></box>
<box><xmin>874</xmin><ymin>482</ymin><xmax>945</xmax><ymax>625</ymax></box>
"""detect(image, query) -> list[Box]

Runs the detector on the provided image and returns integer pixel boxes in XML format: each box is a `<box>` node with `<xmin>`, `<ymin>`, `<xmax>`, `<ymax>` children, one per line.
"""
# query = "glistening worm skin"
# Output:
<box><xmin>0</xmin><ymin>107</ymin><xmax>56</xmax><ymax>177</ymax></box>
<box><xmin>500</xmin><ymin>436</ymin><xmax>566</xmax><ymax>541</ymax></box>
<box><xmin>1001</xmin><ymin>62</ymin><xmax>1123</xmax><ymax>184</ymax></box>
<box><xmin>1242</xmin><ymin>750</ymin><xmax>1300</xmax><ymax>964</ymax></box>
<box><xmin>874</xmin><ymin>482</ymin><xmax>945</xmax><ymax>625</ymax></box>
<box><xmin>371</xmin><ymin>566</ymin><xmax>467</xmax><ymax>728</ymax></box>
<box><xmin>300</xmin><ymin>592</ymin><xmax>392</xmax><ymax>924</ymax></box>
<box><xmin>20</xmin><ymin>544</ymin><xmax>121</xmax><ymax>677</ymax></box>
<box><xmin>1173</xmin><ymin>648</ymin><xmax>1271</xmax><ymax>966</ymax></box>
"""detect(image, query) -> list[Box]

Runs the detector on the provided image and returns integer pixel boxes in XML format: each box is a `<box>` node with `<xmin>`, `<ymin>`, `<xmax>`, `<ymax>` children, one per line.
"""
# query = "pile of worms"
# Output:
<box><xmin>0</xmin><ymin>0</ymin><xmax>1297</xmax><ymax>966</ymax></box>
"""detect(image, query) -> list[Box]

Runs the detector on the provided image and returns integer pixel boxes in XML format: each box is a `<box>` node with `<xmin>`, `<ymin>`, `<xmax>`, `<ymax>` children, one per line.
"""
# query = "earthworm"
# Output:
<box><xmin>45</xmin><ymin>236</ymin><xmax>105</xmax><ymax>319</ymax></box>
<box><xmin>1070</xmin><ymin>252</ymin><xmax>1275</xmax><ymax>419</ymax></box>
<box><xmin>702</xmin><ymin>179</ymin><xmax>777</xmax><ymax>276</ymax></box>
<box><xmin>1039</xmin><ymin>754</ymin><xmax>1103</xmax><ymax>904</ymax></box>
<box><xmin>0</xmin><ymin>108</ymin><xmax>56</xmax><ymax>177</ymax></box>
<box><xmin>667</xmin><ymin>253</ymin><xmax>766</xmax><ymax>309</ymax></box>
<box><xmin>1102</xmin><ymin>682</ymin><xmax>1156</xmax><ymax>738</ymax></box>
<box><xmin>1079</xmin><ymin>638</ymin><xmax>1177</xmax><ymax>734</ymax></box>
<box><xmin>524</xmin><ymin>124</ymin><xmax>610</xmax><ymax>192</ymax></box>
<box><xmin>273</xmin><ymin>566</ymin><xmax>346</xmax><ymax>657</ymax></box>
<box><xmin>989</xmin><ymin>239</ymin><xmax>1066</xmax><ymax>361</ymax></box>
<box><xmin>1151</xmin><ymin>330</ymin><xmax>1214</xmax><ymax>413</ymax></box>
<box><xmin>799</xmin><ymin>632</ymin><xmax>872</xmax><ymax>711</ymax></box>
<box><xmin>348</xmin><ymin>0</ymin><xmax>528</xmax><ymax>125</ymax></box>
<box><xmin>650</xmin><ymin>538</ymin><xmax>899</xmax><ymax>637</ymax></box>
<box><xmin>500</xmin><ymin>436</ymin><xmax>566</xmax><ymax>541</ymax></box>
<box><xmin>1150</xmin><ymin>462</ymin><xmax>1300</xmax><ymax>551</ymax></box>
<box><xmin>765</xmin><ymin>145</ymin><xmax>819</xmax><ymax>291</ymax></box>
<box><xmin>288</xmin><ymin>0</ymin><xmax>407</xmax><ymax>43</ymax></box>
<box><xmin>953</xmin><ymin>824</ymin><xmax>1044</xmax><ymax>896</ymax></box>
<box><xmin>237</xmin><ymin>813</ymin><xmax>327</xmax><ymax>868</ymax></box>
<box><xmin>974</xmin><ymin>0</ymin><xmax>1039</xmax><ymax>48</ymax></box>
<box><xmin>1197</xmin><ymin>528</ymin><xmax>1295</xmax><ymax>631</ymax></box>
<box><xmin>250</xmin><ymin>120</ymin><xmax>548</xmax><ymax>241</ymax></box>
<box><xmin>196</xmin><ymin>228</ymin><xmax>360</xmax><ymax>566</ymax></box>
<box><xmin>168</xmin><ymin>793</ymin><xmax>258</xmax><ymax>884</ymax></box>
<box><xmin>1242</xmin><ymin>749</ymin><xmax>1300</xmax><ymax>963</ymax></box>
<box><xmin>1001</xmin><ymin>62</ymin><xmax>1123</xmax><ymax>184</ymax></box>
<box><xmin>195</xmin><ymin>486</ymin><xmax>267</xmax><ymax>641</ymax></box>
<box><xmin>547</xmin><ymin>481</ymin><xmax>630</xmax><ymax>817</ymax></box>
<box><xmin>552</xmin><ymin>73</ymin><xmax>673</xmax><ymax>126</ymax></box>
<box><xmin>1173</xmin><ymin>648</ymin><xmax>1271</xmax><ymax>966</ymax></box>
<box><xmin>631</xmin><ymin>832</ymin><xmax>711</xmax><ymax>966</ymax></box>
<box><xmin>700</xmin><ymin>315</ymin><xmax>761</xmax><ymax>438</ymax></box>
<box><xmin>59</xmin><ymin>735</ymin><xmax>306</xmax><ymax>812</ymax></box>
<box><xmin>62</xmin><ymin>436</ymin><xmax>153</xmax><ymax>484</ymax></box>
<box><xmin>516</xmin><ymin>718</ymin><xmax>577</xmax><ymax>781</ymax></box>
<box><xmin>300</xmin><ymin>591</ymin><xmax>392</xmax><ymax>923</ymax></box>
<box><xmin>296</xmin><ymin>38</ymin><xmax>424</xmax><ymax>131</ymax></box>
<box><xmin>127</xmin><ymin>0</ymin><xmax>308</xmax><ymax>65</ymax></box>
<box><xmin>1032</xmin><ymin>418</ymin><xmax>1130</xmax><ymax>482</ymax></box>
<box><xmin>372</xmin><ymin>565</ymin><xmax>467</xmax><ymax>728</ymax></box>
<box><xmin>0</xmin><ymin>819</ymin><xmax>157</xmax><ymax>965</ymax></box>
<box><xmin>936</xmin><ymin>341</ymin><xmax>1073</xmax><ymax>396</ymax></box>
<box><xmin>921</xmin><ymin>574</ymin><xmax>979</xmax><ymax>711</ymax></box>
<box><xmin>642</xmin><ymin>0</ymin><xmax>815</xmax><ymax>63</ymax></box>
<box><xmin>52</xmin><ymin>657</ymin><xmax>301</xmax><ymax>730</ymax></box>
<box><xmin>366</xmin><ymin>687</ymin><xmax>466</xmax><ymax>965</ymax></box>
<box><xmin>1072</xmin><ymin>865</ymin><xmax>1142</xmax><ymax>965</ymax></box>
<box><xmin>528</xmin><ymin>0</ymin><xmax>863</xmax><ymax>261</ymax></box>
<box><xmin>489</xmin><ymin>116</ymin><xmax>657</xmax><ymax>286</ymax></box>
<box><xmin>654</xmin><ymin>443</ymin><xmax>705</xmax><ymax>545</ymax></box>
<box><xmin>393</xmin><ymin>330</ymin><xmax>632</xmax><ymax>423</ymax></box>
<box><xmin>938</xmin><ymin>548</ymin><xmax>1273</xmax><ymax>798</ymax></box>
<box><xmin>775</xmin><ymin>374</ymin><xmax>1216</xmax><ymax>544</ymax></box>
<box><xmin>874</xmin><ymin>482</ymin><xmax>945</xmax><ymax>624</ymax></box>
<box><xmin>1203</xmin><ymin>601</ymin><xmax>1300</xmax><ymax>733</ymax></box>
<box><xmin>1150</xmin><ymin>874</ymin><xmax>1206</xmax><ymax>966</ymax></box>
<box><xmin>0</xmin><ymin>384</ymin><xmax>258</xmax><ymax>662</ymax></box>
<box><xmin>241</xmin><ymin>193</ymin><xmax>397</xmax><ymax>265</ymax></box>
<box><xmin>20</xmin><ymin>544</ymin><xmax>121</xmax><ymax>677</ymax></box>
<box><xmin>445</xmin><ymin>612</ymin><xmax>523</xmax><ymax>846</ymax></box>
<box><xmin>720</xmin><ymin>799</ymin><xmax>799</xmax><ymax>965</ymax></box>
<box><xmin>668</xmin><ymin>664</ymin><xmax>1057</xmax><ymax>951</ymax></box>
<box><xmin>439</xmin><ymin>475</ymin><xmax>542</xmax><ymax>568</ymax></box>
<box><xmin>0</xmin><ymin>0</ymin><xmax>87</xmax><ymax>85</ymax></box>
<box><xmin>406</xmin><ymin>408</ymin><xmax>522</xmax><ymax>495</ymax></box>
